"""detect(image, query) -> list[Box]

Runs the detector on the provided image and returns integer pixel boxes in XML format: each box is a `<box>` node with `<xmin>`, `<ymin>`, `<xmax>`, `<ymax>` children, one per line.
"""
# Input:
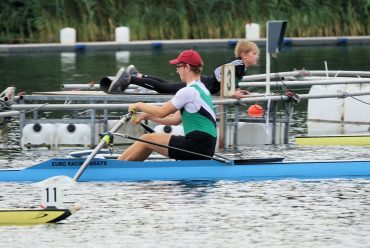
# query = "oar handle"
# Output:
<box><xmin>140</xmin><ymin>123</ymin><xmax>155</xmax><ymax>133</ymax></box>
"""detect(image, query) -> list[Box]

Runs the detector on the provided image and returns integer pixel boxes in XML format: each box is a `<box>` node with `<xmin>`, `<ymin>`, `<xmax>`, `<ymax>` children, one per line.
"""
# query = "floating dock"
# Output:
<box><xmin>0</xmin><ymin>36</ymin><xmax>369</xmax><ymax>53</ymax></box>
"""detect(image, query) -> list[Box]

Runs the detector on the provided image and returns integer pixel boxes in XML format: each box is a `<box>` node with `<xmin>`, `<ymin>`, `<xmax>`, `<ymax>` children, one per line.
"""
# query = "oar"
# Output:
<box><xmin>73</xmin><ymin>112</ymin><xmax>133</xmax><ymax>181</ymax></box>
<box><xmin>113</xmin><ymin>133</ymin><xmax>231</xmax><ymax>163</ymax></box>
<box><xmin>35</xmin><ymin>112</ymin><xmax>134</xmax><ymax>208</ymax></box>
<box><xmin>140</xmin><ymin>122</ymin><xmax>155</xmax><ymax>133</ymax></box>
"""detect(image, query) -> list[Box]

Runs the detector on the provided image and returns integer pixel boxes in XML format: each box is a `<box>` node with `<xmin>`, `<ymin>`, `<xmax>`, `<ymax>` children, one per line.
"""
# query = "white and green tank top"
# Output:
<box><xmin>171</xmin><ymin>81</ymin><xmax>217</xmax><ymax>137</ymax></box>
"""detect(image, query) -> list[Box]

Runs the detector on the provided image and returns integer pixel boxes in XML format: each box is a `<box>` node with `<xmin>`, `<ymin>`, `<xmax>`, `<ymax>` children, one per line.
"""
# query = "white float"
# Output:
<box><xmin>307</xmin><ymin>84</ymin><xmax>370</xmax><ymax>135</ymax></box>
<box><xmin>343</xmin><ymin>84</ymin><xmax>370</xmax><ymax>133</ymax></box>
<box><xmin>154</xmin><ymin>125</ymin><xmax>185</xmax><ymax>136</ymax></box>
<box><xmin>60</xmin><ymin>27</ymin><xmax>76</xmax><ymax>44</ymax></box>
<box><xmin>115</xmin><ymin>26</ymin><xmax>130</xmax><ymax>43</ymax></box>
<box><xmin>21</xmin><ymin>123</ymin><xmax>94</xmax><ymax>149</ymax></box>
<box><xmin>245</xmin><ymin>23</ymin><xmax>260</xmax><ymax>40</ymax></box>
<box><xmin>21</xmin><ymin>123</ymin><xmax>56</xmax><ymax>149</ymax></box>
<box><xmin>224</xmin><ymin>122</ymin><xmax>285</xmax><ymax>146</ymax></box>
<box><xmin>307</xmin><ymin>84</ymin><xmax>346</xmax><ymax>135</ymax></box>
<box><xmin>55</xmin><ymin>123</ymin><xmax>91</xmax><ymax>148</ymax></box>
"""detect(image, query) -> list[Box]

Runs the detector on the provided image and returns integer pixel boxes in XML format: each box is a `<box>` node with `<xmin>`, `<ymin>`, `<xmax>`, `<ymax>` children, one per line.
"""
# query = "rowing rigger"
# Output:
<box><xmin>1</xmin><ymin>157</ymin><xmax>370</xmax><ymax>182</ymax></box>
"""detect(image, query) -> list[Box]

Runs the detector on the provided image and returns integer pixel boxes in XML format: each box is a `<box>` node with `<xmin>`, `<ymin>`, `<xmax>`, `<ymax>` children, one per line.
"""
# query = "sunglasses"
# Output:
<box><xmin>176</xmin><ymin>64</ymin><xmax>186</xmax><ymax>68</ymax></box>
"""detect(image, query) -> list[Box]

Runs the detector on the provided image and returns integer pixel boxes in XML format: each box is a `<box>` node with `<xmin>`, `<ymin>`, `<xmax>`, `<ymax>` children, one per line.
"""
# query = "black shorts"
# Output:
<box><xmin>168</xmin><ymin>131</ymin><xmax>217</xmax><ymax>160</ymax></box>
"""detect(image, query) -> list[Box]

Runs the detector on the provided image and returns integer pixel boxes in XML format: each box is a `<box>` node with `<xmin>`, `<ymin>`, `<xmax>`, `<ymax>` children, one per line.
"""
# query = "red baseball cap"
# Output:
<box><xmin>169</xmin><ymin>50</ymin><xmax>203</xmax><ymax>67</ymax></box>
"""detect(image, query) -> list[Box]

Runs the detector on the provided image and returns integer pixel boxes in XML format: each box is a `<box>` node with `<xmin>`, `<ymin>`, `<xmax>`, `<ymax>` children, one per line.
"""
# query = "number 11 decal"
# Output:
<box><xmin>45</xmin><ymin>187</ymin><xmax>57</xmax><ymax>203</ymax></box>
<box><xmin>41</xmin><ymin>185</ymin><xmax>62</xmax><ymax>208</ymax></box>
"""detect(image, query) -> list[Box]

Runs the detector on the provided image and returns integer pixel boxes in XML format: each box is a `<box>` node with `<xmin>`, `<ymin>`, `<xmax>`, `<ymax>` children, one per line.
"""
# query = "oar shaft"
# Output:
<box><xmin>72</xmin><ymin>140</ymin><xmax>106</xmax><ymax>181</ymax></box>
<box><xmin>115</xmin><ymin>133</ymin><xmax>228</xmax><ymax>163</ymax></box>
<box><xmin>73</xmin><ymin>112</ymin><xmax>133</xmax><ymax>181</ymax></box>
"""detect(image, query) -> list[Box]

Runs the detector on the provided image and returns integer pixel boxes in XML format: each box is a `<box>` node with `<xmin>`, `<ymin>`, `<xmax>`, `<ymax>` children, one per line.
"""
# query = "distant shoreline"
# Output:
<box><xmin>1</xmin><ymin>36</ymin><xmax>370</xmax><ymax>53</ymax></box>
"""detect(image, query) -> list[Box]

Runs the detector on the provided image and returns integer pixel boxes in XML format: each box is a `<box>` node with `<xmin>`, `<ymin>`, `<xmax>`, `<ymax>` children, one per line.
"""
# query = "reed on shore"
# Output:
<box><xmin>0</xmin><ymin>0</ymin><xmax>369</xmax><ymax>43</ymax></box>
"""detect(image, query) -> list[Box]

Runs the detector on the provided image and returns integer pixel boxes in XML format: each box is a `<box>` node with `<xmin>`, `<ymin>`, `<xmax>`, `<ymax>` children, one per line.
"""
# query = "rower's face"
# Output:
<box><xmin>242</xmin><ymin>50</ymin><xmax>259</xmax><ymax>67</ymax></box>
<box><xmin>176</xmin><ymin>63</ymin><xmax>187</xmax><ymax>81</ymax></box>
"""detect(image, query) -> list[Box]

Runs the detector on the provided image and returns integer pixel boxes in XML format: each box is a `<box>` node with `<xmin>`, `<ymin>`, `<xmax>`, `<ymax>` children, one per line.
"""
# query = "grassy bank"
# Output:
<box><xmin>0</xmin><ymin>0</ymin><xmax>369</xmax><ymax>43</ymax></box>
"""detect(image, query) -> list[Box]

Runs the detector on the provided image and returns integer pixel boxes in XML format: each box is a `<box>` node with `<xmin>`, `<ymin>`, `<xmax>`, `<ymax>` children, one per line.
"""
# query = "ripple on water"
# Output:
<box><xmin>1</xmin><ymin>122</ymin><xmax>370</xmax><ymax>247</ymax></box>
<box><xmin>2</xmin><ymin>179</ymin><xmax>370</xmax><ymax>247</ymax></box>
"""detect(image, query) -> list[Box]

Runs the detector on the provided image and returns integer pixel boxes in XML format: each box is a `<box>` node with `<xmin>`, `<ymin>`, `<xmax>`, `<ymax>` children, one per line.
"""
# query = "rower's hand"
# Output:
<box><xmin>129</xmin><ymin>102</ymin><xmax>143</xmax><ymax>114</ymax></box>
<box><xmin>132</xmin><ymin>113</ymin><xmax>149</xmax><ymax>125</ymax></box>
<box><xmin>233</xmin><ymin>88</ymin><xmax>250</xmax><ymax>99</ymax></box>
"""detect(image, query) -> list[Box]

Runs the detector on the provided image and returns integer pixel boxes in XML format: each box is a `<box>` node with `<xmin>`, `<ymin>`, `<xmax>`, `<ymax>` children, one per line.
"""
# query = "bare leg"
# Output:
<box><xmin>118</xmin><ymin>133</ymin><xmax>172</xmax><ymax>161</ymax></box>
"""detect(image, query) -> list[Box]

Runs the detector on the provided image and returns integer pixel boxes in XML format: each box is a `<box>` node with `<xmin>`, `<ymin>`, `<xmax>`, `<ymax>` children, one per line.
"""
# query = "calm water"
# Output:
<box><xmin>1</xmin><ymin>44</ymin><xmax>370</xmax><ymax>247</ymax></box>
<box><xmin>1</xmin><ymin>44</ymin><xmax>369</xmax><ymax>94</ymax></box>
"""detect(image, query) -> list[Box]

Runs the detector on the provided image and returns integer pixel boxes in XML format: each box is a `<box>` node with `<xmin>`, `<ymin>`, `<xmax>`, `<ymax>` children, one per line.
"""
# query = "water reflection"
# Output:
<box><xmin>60</xmin><ymin>52</ymin><xmax>76</xmax><ymax>84</ymax></box>
<box><xmin>0</xmin><ymin>119</ymin><xmax>22</xmax><ymax>162</ymax></box>
<box><xmin>60</xmin><ymin>52</ymin><xmax>76</xmax><ymax>72</ymax></box>
<box><xmin>115</xmin><ymin>51</ymin><xmax>130</xmax><ymax>66</ymax></box>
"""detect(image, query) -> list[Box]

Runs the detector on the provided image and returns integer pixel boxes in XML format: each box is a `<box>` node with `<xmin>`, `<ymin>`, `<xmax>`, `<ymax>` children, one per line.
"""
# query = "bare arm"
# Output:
<box><xmin>130</xmin><ymin>101</ymin><xmax>176</xmax><ymax>118</ymax></box>
<box><xmin>136</xmin><ymin>111</ymin><xmax>182</xmax><ymax>125</ymax></box>
<box><xmin>130</xmin><ymin>101</ymin><xmax>182</xmax><ymax>125</ymax></box>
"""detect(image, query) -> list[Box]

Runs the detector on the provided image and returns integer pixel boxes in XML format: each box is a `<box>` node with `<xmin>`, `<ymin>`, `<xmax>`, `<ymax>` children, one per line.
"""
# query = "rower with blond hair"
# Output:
<box><xmin>103</xmin><ymin>40</ymin><xmax>260</xmax><ymax>98</ymax></box>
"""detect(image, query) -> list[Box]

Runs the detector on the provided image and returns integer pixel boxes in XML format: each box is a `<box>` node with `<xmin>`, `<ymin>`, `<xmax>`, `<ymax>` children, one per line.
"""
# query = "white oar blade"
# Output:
<box><xmin>33</xmin><ymin>175</ymin><xmax>76</xmax><ymax>188</ymax></box>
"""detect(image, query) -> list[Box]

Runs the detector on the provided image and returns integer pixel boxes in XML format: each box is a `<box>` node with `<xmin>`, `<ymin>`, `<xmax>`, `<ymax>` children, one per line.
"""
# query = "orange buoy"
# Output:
<box><xmin>247</xmin><ymin>104</ymin><xmax>264</xmax><ymax>117</ymax></box>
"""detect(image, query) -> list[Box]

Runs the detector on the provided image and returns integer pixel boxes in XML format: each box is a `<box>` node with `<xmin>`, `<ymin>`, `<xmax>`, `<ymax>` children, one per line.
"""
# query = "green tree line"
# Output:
<box><xmin>0</xmin><ymin>0</ymin><xmax>369</xmax><ymax>43</ymax></box>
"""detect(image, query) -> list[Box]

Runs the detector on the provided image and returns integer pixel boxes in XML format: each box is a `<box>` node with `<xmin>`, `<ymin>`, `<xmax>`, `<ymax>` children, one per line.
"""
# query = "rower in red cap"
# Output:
<box><xmin>118</xmin><ymin>50</ymin><xmax>217</xmax><ymax>161</ymax></box>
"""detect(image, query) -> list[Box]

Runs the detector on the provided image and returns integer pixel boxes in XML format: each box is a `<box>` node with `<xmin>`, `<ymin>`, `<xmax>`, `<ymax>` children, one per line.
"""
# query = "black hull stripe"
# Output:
<box><xmin>47</xmin><ymin>210</ymin><xmax>72</xmax><ymax>223</ymax></box>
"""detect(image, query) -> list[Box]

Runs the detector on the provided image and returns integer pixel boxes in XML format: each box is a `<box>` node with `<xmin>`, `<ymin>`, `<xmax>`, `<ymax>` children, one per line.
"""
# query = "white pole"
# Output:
<box><xmin>266</xmin><ymin>23</ymin><xmax>271</xmax><ymax>95</ymax></box>
<box><xmin>242</xmin><ymin>70</ymin><xmax>370</xmax><ymax>81</ymax></box>
<box><xmin>0</xmin><ymin>111</ymin><xmax>20</xmax><ymax>117</ymax></box>
<box><xmin>309</xmin><ymin>70</ymin><xmax>370</xmax><ymax>77</ymax></box>
<box><xmin>265</xmin><ymin>22</ymin><xmax>271</xmax><ymax>144</ymax></box>
<box><xmin>239</xmin><ymin>78</ymin><xmax>370</xmax><ymax>88</ymax></box>
<box><xmin>9</xmin><ymin>90</ymin><xmax>370</xmax><ymax>111</ymax></box>
<box><xmin>243</xmin><ymin>70</ymin><xmax>306</xmax><ymax>81</ymax></box>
